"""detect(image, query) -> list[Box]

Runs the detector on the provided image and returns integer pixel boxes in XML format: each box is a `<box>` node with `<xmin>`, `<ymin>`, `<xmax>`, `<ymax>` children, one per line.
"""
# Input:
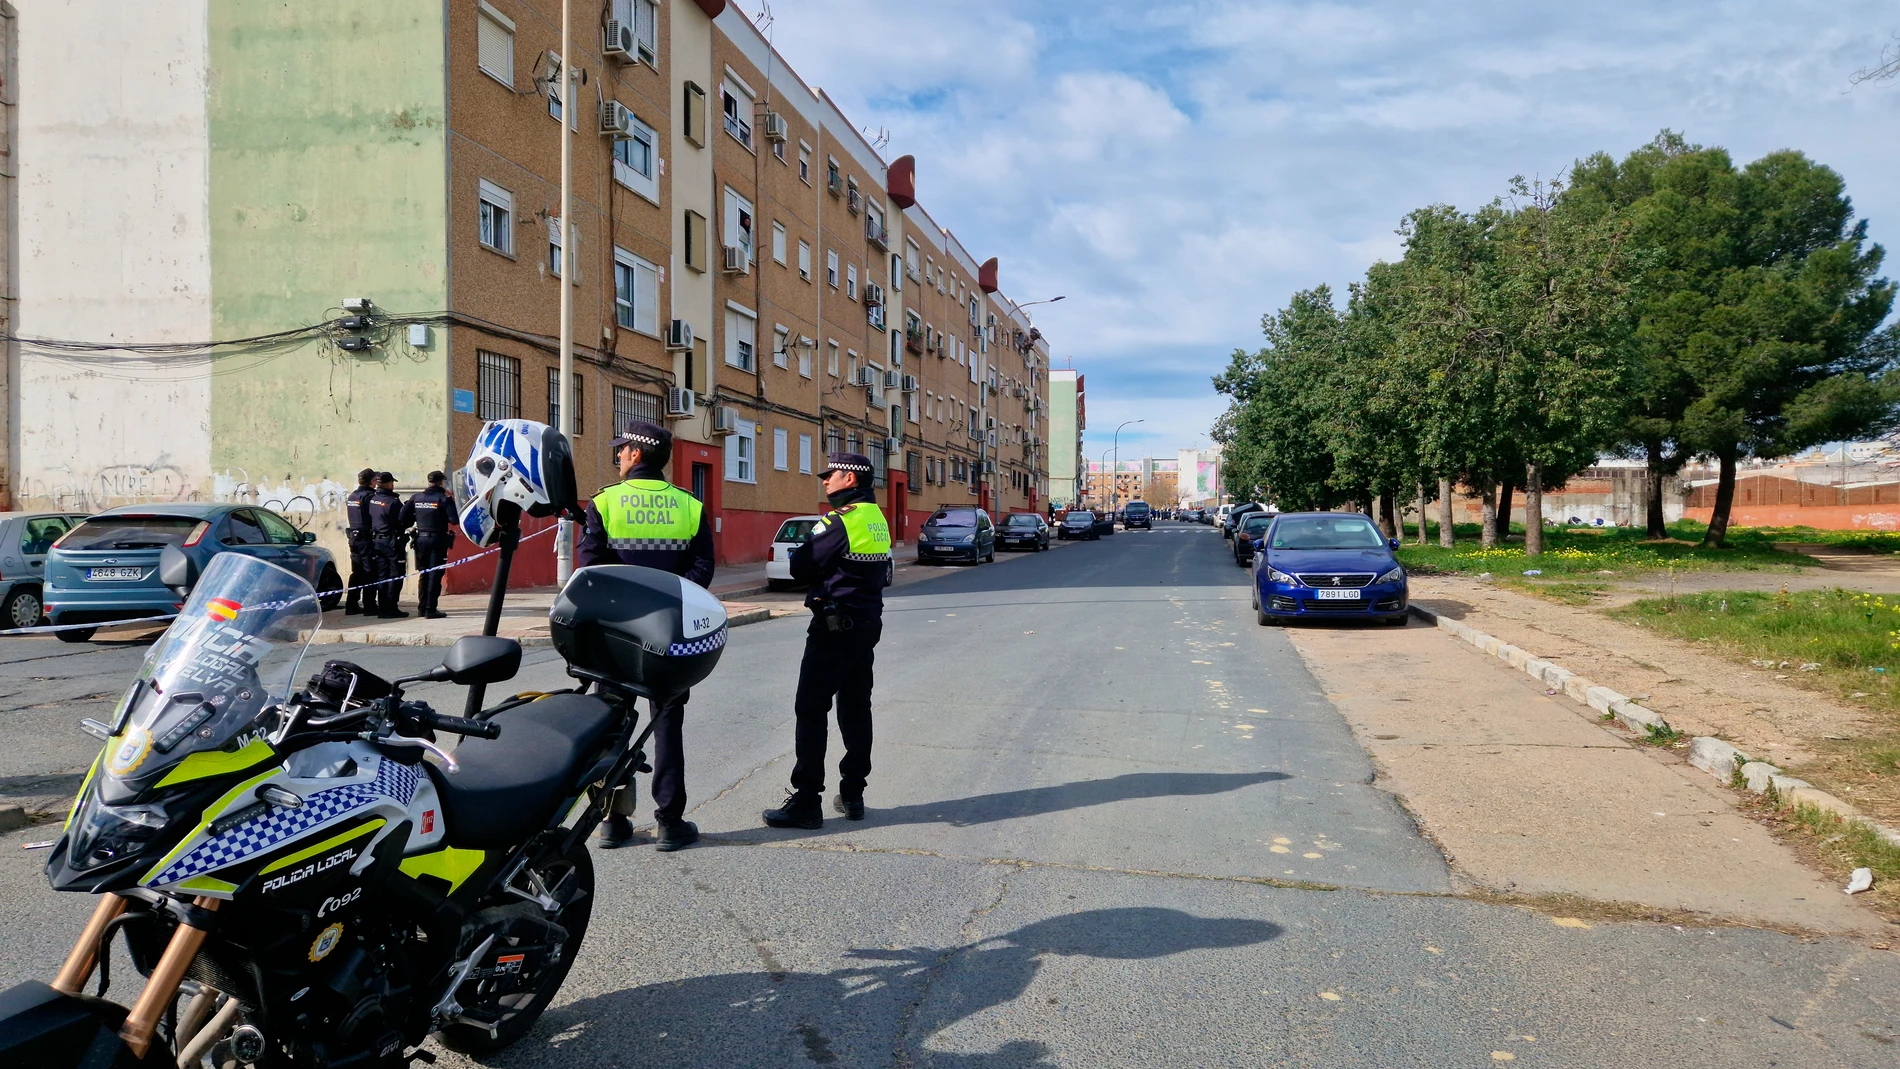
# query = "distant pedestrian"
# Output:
<box><xmin>367</xmin><ymin>472</ymin><xmax>410</xmax><ymax>618</ymax></box>
<box><xmin>403</xmin><ymin>471</ymin><xmax>456</xmax><ymax>619</ymax></box>
<box><xmin>343</xmin><ymin>468</ymin><xmax>376</xmax><ymax>615</ymax></box>
<box><xmin>763</xmin><ymin>452</ymin><xmax>891</xmax><ymax>830</ymax></box>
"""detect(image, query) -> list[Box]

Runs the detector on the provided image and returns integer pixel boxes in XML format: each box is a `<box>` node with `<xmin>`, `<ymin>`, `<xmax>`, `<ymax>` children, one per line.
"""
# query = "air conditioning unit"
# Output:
<box><xmin>863</xmin><ymin>282</ymin><xmax>884</xmax><ymax>308</ymax></box>
<box><xmin>721</xmin><ymin>245</ymin><xmax>748</xmax><ymax>274</ymax></box>
<box><xmin>603</xmin><ymin>20</ymin><xmax>635</xmax><ymax>61</ymax></box>
<box><xmin>666</xmin><ymin>388</ymin><xmax>697</xmax><ymax>418</ymax></box>
<box><xmin>1019</xmin><ymin>429</ymin><xmax>1031</xmax><ymax>443</ymax></box>
<box><xmin>712</xmin><ymin>405</ymin><xmax>739</xmax><ymax>434</ymax></box>
<box><xmin>599</xmin><ymin>100</ymin><xmax>633</xmax><ymax>138</ymax></box>
<box><xmin>885</xmin><ymin>436</ymin><xmax>901</xmax><ymax>455</ymax></box>
<box><xmin>855</xmin><ymin>367</ymin><xmax>878</xmax><ymax>388</ymax></box>
<box><xmin>883</xmin><ymin>369</ymin><xmax>901</xmax><ymax>390</ymax></box>
<box><xmin>901</xmin><ymin>374</ymin><xmax>918</xmax><ymax>393</ymax></box>
<box><xmin>762</xmin><ymin>112</ymin><xmax>789</xmax><ymax>142</ymax></box>
<box><xmin>983</xmin><ymin>460</ymin><xmax>996</xmax><ymax>475</ymax></box>
<box><xmin>666</xmin><ymin>318</ymin><xmax>694</xmax><ymax>351</ymax></box>
<box><xmin>985</xmin><ymin>417</ymin><xmax>997</xmax><ymax>430</ymax></box>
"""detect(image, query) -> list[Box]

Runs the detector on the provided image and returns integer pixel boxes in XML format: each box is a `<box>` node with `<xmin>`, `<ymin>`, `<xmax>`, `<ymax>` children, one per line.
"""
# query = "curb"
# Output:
<box><xmin>307</xmin><ymin>599</ymin><xmax>780</xmax><ymax>649</ymax></box>
<box><xmin>0</xmin><ymin>805</ymin><xmax>26</xmax><ymax>833</ymax></box>
<box><xmin>1407</xmin><ymin>603</ymin><xmax>1900</xmax><ymax>853</ymax></box>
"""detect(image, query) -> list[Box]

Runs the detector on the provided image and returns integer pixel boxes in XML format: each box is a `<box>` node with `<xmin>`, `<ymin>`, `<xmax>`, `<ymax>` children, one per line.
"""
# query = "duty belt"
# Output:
<box><xmin>607</xmin><ymin>536</ymin><xmax>692</xmax><ymax>551</ymax></box>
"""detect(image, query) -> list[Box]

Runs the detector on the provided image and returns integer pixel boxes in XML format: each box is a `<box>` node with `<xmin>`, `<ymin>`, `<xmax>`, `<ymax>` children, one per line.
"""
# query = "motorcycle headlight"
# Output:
<box><xmin>1267</xmin><ymin>567</ymin><xmax>1298</xmax><ymax>585</ymax></box>
<box><xmin>66</xmin><ymin>792</ymin><xmax>170</xmax><ymax>872</ymax></box>
<box><xmin>1375</xmin><ymin>566</ymin><xmax>1405</xmax><ymax>585</ymax></box>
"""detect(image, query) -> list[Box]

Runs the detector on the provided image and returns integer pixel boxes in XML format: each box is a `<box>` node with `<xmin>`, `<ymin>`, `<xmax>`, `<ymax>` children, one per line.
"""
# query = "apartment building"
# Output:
<box><xmin>12</xmin><ymin>0</ymin><xmax>1051</xmax><ymax>578</ymax></box>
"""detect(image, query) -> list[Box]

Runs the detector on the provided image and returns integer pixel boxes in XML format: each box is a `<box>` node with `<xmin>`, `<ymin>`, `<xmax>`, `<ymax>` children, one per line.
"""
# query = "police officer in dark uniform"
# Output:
<box><xmin>763</xmin><ymin>452</ymin><xmax>892</xmax><ymax>830</ymax></box>
<box><xmin>402</xmin><ymin>471</ymin><xmax>457</xmax><ymax>619</ymax></box>
<box><xmin>367</xmin><ymin>472</ymin><xmax>410</xmax><ymax>619</ymax></box>
<box><xmin>343</xmin><ymin>468</ymin><xmax>376</xmax><ymax>615</ymax></box>
<box><xmin>578</xmin><ymin>420</ymin><xmax>715</xmax><ymax>851</ymax></box>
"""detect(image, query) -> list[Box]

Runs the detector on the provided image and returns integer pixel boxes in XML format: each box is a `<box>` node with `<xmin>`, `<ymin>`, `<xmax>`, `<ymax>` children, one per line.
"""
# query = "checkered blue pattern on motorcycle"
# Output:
<box><xmin>668</xmin><ymin>628</ymin><xmax>727</xmax><ymax>657</ymax></box>
<box><xmin>149</xmin><ymin>758</ymin><xmax>419</xmax><ymax>886</ymax></box>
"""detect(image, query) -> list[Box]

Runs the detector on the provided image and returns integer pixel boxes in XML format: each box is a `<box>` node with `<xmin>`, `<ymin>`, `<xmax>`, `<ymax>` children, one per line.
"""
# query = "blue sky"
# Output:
<box><xmin>761</xmin><ymin>1</ymin><xmax>1900</xmax><ymax>461</ymax></box>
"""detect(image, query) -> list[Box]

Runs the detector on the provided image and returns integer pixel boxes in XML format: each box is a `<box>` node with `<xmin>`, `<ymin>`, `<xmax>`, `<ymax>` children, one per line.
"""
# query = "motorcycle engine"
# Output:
<box><xmin>285</xmin><ymin>924</ymin><xmax>415</xmax><ymax>1067</ymax></box>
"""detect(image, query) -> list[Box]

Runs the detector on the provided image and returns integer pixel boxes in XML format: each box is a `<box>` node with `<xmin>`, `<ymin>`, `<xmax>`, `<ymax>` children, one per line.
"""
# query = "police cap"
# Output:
<box><xmin>376</xmin><ymin>471</ymin><xmax>395</xmax><ymax>483</ymax></box>
<box><xmin>427</xmin><ymin>470</ymin><xmax>446</xmax><ymax>484</ymax></box>
<box><xmin>612</xmin><ymin>420</ymin><xmax>671</xmax><ymax>454</ymax></box>
<box><xmin>819</xmin><ymin>452</ymin><xmax>874</xmax><ymax>478</ymax></box>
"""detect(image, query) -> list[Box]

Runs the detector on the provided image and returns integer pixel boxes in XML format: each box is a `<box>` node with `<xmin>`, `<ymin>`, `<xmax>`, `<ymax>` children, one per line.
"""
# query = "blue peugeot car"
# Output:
<box><xmin>45</xmin><ymin>504</ymin><xmax>341</xmax><ymax>642</ymax></box>
<box><xmin>1250</xmin><ymin>511</ymin><xmax>1408</xmax><ymax>626</ymax></box>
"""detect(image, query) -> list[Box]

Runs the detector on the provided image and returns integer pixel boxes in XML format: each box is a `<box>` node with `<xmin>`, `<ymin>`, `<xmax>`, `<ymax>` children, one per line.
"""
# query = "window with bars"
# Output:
<box><xmin>478</xmin><ymin>351</ymin><xmax>520</xmax><ymax>420</ymax></box>
<box><xmin>612</xmin><ymin>385</ymin><xmax>661</xmax><ymax>434</ymax></box>
<box><xmin>547</xmin><ymin>369</ymin><xmax>583</xmax><ymax>434</ymax></box>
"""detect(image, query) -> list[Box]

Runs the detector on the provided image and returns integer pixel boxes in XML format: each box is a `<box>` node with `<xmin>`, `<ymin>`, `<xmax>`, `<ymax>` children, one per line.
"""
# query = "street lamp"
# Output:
<box><xmin>1112</xmin><ymin>419</ymin><xmax>1144</xmax><ymax>516</ymax></box>
<box><xmin>1098</xmin><ymin>448</ymin><xmax>1113</xmax><ymax>510</ymax></box>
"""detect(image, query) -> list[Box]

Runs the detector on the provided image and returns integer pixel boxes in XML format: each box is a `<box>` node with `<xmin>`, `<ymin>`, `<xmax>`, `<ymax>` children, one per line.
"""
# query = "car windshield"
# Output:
<box><xmin>930</xmin><ymin>509</ymin><xmax>977</xmax><ymax>528</ymax></box>
<box><xmin>60</xmin><ymin>515</ymin><xmax>201</xmax><ymax>551</ymax></box>
<box><xmin>1241</xmin><ymin>516</ymin><xmax>1272</xmax><ymax>535</ymax></box>
<box><xmin>95</xmin><ymin>553</ymin><xmax>320</xmax><ymax>801</ymax></box>
<box><xmin>1064</xmin><ymin>513</ymin><xmax>1092</xmax><ymax>523</ymax></box>
<box><xmin>774</xmin><ymin>520</ymin><xmax>818</xmax><ymax>543</ymax></box>
<box><xmin>1126</xmin><ymin>504</ymin><xmax>1148</xmax><ymax>513</ymax></box>
<box><xmin>1005</xmin><ymin>515</ymin><xmax>1040</xmax><ymax>527</ymax></box>
<box><xmin>1269</xmin><ymin>516</ymin><xmax>1387</xmax><ymax>550</ymax></box>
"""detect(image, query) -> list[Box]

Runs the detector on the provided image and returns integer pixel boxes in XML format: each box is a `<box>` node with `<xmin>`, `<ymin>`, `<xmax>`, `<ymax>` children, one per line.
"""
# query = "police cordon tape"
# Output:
<box><xmin>0</xmin><ymin>525</ymin><xmax>561</xmax><ymax>638</ymax></box>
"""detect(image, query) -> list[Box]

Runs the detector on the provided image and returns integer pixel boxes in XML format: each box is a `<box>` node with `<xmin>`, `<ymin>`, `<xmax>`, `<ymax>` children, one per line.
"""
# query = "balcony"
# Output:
<box><xmin>905</xmin><ymin>325</ymin><xmax>925</xmax><ymax>355</ymax></box>
<box><xmin>865</xmin><ymin>215</ymin><xmax>889</xmax><ymax>250</ymax></box>
<box><xmin>723</xmin><ymin>111</ymin><xmax>752</xmax><ymax>149</ymax></box>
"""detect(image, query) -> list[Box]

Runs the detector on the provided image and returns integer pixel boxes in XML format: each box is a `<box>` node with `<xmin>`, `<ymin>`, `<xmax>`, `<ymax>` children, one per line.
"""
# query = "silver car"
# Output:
<box><xmin>0</xmin><ymin>511</ymin><xmax>91</xmax><ymax>629</ymax></box>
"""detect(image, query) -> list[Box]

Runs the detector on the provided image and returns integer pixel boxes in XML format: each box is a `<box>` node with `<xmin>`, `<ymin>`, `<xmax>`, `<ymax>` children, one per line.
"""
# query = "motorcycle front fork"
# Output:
<box><xmin>52</xmin><ymin>893</ymin><xmax>223</xmax><ymax>1059</ymax></box>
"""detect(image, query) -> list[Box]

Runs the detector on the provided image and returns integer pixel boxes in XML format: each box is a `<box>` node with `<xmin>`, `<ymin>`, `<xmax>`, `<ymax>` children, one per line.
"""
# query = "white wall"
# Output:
<box><xmin>14</xmin><ymin>1</ymin><xmax>212</xmax><ymax>510</ymax></box>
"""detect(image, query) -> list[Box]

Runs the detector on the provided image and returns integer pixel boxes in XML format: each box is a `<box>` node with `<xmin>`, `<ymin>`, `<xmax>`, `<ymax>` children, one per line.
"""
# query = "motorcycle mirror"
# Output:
<box><xmin>435</xmin><ymin>635</ymin><xmax>523</xmax><ymax>687</ymax></box>
<box><xmin>158</xmin><ymin>545</ymin><xmax>200</xmax><ymax>596</ymax></box>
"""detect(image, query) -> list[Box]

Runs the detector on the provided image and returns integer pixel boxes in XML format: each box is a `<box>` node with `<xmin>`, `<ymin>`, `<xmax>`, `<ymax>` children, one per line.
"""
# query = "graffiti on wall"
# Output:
<box><xmin>18</xmin><ymin>464</ymin><xmax>353</xmax><ymax>532</ymax></box>
<box><xmin>211</xmin><ymin>470</ymin><xmax>351</xmax><ymax>529</ymax></box>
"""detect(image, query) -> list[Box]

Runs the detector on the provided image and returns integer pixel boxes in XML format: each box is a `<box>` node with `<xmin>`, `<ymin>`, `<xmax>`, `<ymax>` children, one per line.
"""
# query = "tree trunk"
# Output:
<box><xmin>1415</xmin><ymin>483</ymin><xmax>1429</xmax><ymax>545</ymax></box>
<box><xmin>1479</xmin><ymin>484</ymin><xmax>1498</xmax><ymax>549</ymax></box>
<box><xmin>1644</xmin><ymin>441</ymin><xmax>1668</xmax><ymax>539</ymax></box>
<box><xmin>1701</xmin><ymin>448</ymin><xmax>1738</xmax><ymax>548</ymax></box>
<box><xmin>1495</xmin><ymin>480</ymin><xmax>1515</xmax><ymax>543</ymax></box>
<box><xmin>1438</xmin><ymin>478</ymin><xmax>1455</xmax><ymax>547</ymax></box>
<box><xmin>1524</xmin><ymin>462</ymin><xmax>1544</xmax><ymax>557</ymax></box>
<box><xmin>1377</xmin><ymin>493</ymin><xmax>1397</xmax><ymax>538</ymax></box>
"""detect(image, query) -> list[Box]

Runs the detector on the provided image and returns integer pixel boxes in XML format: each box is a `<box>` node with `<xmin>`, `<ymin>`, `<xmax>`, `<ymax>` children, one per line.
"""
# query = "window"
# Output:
<box><xmin>726</xmin><ymin>420</ymin><xmax>756</xmax><ymax>483</ymax></box>
<box><xmin>970</xmin><ymin>296</ymin><xmax>981</xmax><ymax>327</ymax></box>
<box><xmin>772</xmin><ymin>138</ymin><xmax>785</xmax><ymax>162</ymax></box>
<box><xmin>905</xmin><ymin>240</ymin><xmax>919</xmax><ymax>279</ymax></box>
<box><xmin>827</xmin><ymin>341</ymin><xmax>839</xmax><ymax>377</ymax></box>
<box><xmin>890</xmin><ymin>253</ymin><xmax>903</xmax><ymax>291</ymax></box>
<box><xmin>683</xmin><ymin>82</ymin><xmax>706</xmax><ymax>146</ymax></box>
<box><xmin>772</xmin><ymin>222</ymin><xmax>786</xmax><ymax>264</ymax></box>
<box><xmin>723</xmin><ymin>188</ymin><xmax>754</xmax><ymax>263</ymax></box>
<box><xmin>798</xmin><ymin>433</ymin><xmax>813</xmax><ymax>474</ymax></box>
<box><xmin>477</xmin><ymin>2</ymin><xmax>514</xmax><ymax>87</ymax></box>
<box><xmin>478</xmin><ymin>180</ymin><xmax>513</xmax><ymax>256</ymax></box>
<box><xmin>825</xmin><ymin>249</ymin><xmax>838</xmax><ymax>287</ymax></box>
<box><xmin>847</xmin><ymin>350</ymin><xmax>859</xmax><ymax>385</ymax></box>
<box><xmin>547</xmin><ymin>368</ymin><xmax>583</xmax><ymax>434</ymax></box>
<box><xmin>846</xmin><ymin>264</ymin><xmax>857</xmax><ymax>300</ymax></box>
<box><xmin>907</xmin><ymin>388</ymin><xmax>919</xmax><ymax>424</ymax></box>
<box><xmin>773</xmin><ymin>325</ymin><xmax>789</xmax><ymax>368</ymax></box>
<box><xmin>255</xmin><ymin>509</ymin><xmax>303</xmax><ymax>545</ymax></box>
<box><xmin>612</xmin><ymin>112</ymin><xmax>659</xmax><ymax>203</ymax></box>
<box><xmin>797</xmin><ymin>142</ymin><xmax>811</xmax><ymax>183</ymax></box>
<box><xmin>478</xmin><ymin>350</ymin><xmax>520</xmax><ymax>419</ymax></box>
<box><xmin>726</xmin><ymin>304</ymin><xmax>757</xmax><ymax>371</ymax></box>
<box><xmin>773</xmin><ymin>427</ymin><xmax>789</xmax><ymax>470</ymax></box>
<box><xmin>223</xmin><ymin>510</ymin><xmax>269</xmax><ymax>547</ymax></box>
<box><xmin>627</xmin><ymin>0</ymin><xmax>658</xmax><ymax>60</ymax></box>
<box><xmin>797</xmin><ymin>240</ymin><xmax>811</xmax><ymax>280</ymax></box>
<box><xmin>798</xmin><ymin>342</ymin><xmax>811</xmax><ymax>378</ymax></box>
<box><xmin>548</xmin><ymin>217</ymin><xmax>563</xmax><ymax>276</ymax></box>
<box><xmin>613</xmin><ymin>385</ymin><xmax>661</xmax><ymax>432</ymax></box>
<box><xmin>684</xmin><ymin>209</ymin><xmax>707</xmax><ymax>271</ymax></box>
<box><xmin>722</xmin><ymin>85</ymin><xmax>752</xmax><ymax>148</ymax></box>
<box><xmin>613</xmin><ymin>248</ymin><xmax>660</xmax><ymax>336</ymax></box>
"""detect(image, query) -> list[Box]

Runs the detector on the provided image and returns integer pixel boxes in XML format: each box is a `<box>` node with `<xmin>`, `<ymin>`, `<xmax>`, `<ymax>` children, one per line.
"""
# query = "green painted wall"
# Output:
<box><xmin>207</xmin><ymin>0</ymin><xmax>448</xmax><ymax>494</ymax></box>
<box><xmin>1049</xmin><ymin>374</ymin><xmax>1079</xmax><ymax>502</ymax></box>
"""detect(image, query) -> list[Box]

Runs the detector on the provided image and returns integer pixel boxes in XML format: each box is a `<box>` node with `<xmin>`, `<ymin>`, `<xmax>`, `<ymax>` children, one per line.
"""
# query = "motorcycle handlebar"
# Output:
<box><xmin>422</xmin><ymin>711</ymin><xmax>502</xmax><ymax>739</ymax></box>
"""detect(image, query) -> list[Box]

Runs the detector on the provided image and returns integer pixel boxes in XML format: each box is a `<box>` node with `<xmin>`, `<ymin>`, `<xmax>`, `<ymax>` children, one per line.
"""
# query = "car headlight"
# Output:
<box><xmin>1375</xmin><ymin>566</ymin><xmax>1404</xmax><ymax>585</ymax></box>
<box><xmin>1267</xmin><ymin>567</ymin><xmax>1297</xmax><ymax>585</ymax></box>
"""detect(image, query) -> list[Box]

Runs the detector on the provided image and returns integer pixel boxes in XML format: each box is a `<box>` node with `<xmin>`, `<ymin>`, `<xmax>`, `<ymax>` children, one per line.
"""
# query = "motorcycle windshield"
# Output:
<box><xmin>99</xmin><ymin>553</ymin><xmax>321</xmax><ymax>796</ymax></box>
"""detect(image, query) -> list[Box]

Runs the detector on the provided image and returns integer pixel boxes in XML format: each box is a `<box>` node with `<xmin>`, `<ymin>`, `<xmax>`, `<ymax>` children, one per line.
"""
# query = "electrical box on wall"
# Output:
<box><xmin>408</xmin><ymin>324</ymin><xmax>433</xmax><ymax>348</ymax></box>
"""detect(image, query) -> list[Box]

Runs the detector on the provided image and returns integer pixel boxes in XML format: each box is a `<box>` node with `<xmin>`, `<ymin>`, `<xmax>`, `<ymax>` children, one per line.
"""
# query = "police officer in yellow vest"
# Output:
<box><xmin>763</xmin><ymin>452</ymin><xmax>892</xmax><ymax>829</ymax></box>
<box><xmin>578</xmin><ymin>420</ymin><xmax>715</xmax><ymax>851</ymax></box>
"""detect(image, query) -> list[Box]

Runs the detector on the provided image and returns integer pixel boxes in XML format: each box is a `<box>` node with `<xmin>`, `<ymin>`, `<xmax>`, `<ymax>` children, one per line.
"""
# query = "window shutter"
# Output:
<box><xmin>477</xmin><ymin>10</ymin><xmax>515</xmax><ymax>87</ymax></box>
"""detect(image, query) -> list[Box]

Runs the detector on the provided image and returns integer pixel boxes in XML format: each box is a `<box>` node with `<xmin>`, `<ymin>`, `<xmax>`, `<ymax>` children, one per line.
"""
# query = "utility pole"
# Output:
<box><xmin>554</xmin><ymin>0</ymin><xmax>576</xmax><ymax>585</ymax></box>
<box><xmin>1112</xmin><ymin>419</ymin><xmax>1143</xmax><ymax>516</ymax></box>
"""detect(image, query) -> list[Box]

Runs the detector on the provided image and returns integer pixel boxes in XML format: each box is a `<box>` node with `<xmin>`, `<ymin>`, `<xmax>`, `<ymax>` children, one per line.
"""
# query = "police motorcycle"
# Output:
<box><xmin>0</xmin><ymin>419</ymin><xmax>730</xmax><ymax>1068</ymax></box>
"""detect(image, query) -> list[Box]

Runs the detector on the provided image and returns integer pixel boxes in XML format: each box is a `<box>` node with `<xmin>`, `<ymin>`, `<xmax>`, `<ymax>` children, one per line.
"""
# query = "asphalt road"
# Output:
<box><xmin>0</xmin><ymin>522</ymin><xmax>1895</xmax><ymax>1066</ymax></box>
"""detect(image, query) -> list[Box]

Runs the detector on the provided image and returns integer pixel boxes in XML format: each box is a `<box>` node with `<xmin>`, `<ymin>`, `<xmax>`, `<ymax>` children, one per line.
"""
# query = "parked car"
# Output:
<box><xmin>918</xmin><ymin>507</ymin><xmax>995</xmax><ymax>564</ymax></box>
<box><xmin>0</xmin><ymin>511</ymin><xmax>92</xmax><ymax>629</ymax></box>
<box><xmin>1123</xmin><ymin>501</ymin><xmax>1153</xmax><ymax>530</ymax></box>
<box><xmin>46</xmin><ymin>504</ymin><xmax>341</xmax><ymax>642</ymax></box>
<box><xmin>999</xmin><ymin>513</ymin><xmax>1051</xmax><ymax>551</ymax></box>
<box><xmin>1224</xmin><ymin>502</ymin><xmax>1265</xmax><ymax>540</ymax></box>
<box><xmin>1233</xmin><ymin>511</ymin><xmax>1274</xmax><ymax>567</ymax></box>
<box><xmin>1251</xmin><ymin>511</ymin><xmax>1408</xmax><ymax>626</ymax></box>
<box><xmin>1058</xmin><ymin>510</ymin><xmax>1099</xmax><ymax>541</ymax></box>
<box><xmin>765</xmin><ymin>514</ymin><xmax>824</xmax><ymax>590</ymax></box>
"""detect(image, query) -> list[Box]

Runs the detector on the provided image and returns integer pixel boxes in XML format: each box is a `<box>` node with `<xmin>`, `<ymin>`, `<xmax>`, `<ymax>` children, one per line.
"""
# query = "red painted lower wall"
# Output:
<box><xmin>443</xmin><ymin>512</ymin><xmax>566</xmax><ymax>595</ymax></box>
<box><xmin>720</xmin><ymin>507</ymin><xmax>806</xmax><ymax>566</ymax></box>
<box><xmin>1682</xmin><ymin>504</ymin><xmax>1900</xmax><ymax>531</ymax></box>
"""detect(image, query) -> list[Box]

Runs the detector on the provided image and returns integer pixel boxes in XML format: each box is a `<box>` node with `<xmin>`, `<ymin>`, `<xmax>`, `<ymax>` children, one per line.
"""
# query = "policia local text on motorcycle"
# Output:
<box><xmin>0</xmin><ymin>417</ymin><xmax>733</xmax><ymax>1069</ymax></box>
<box><xmin>577</xmin><ymin>419</ymin><xmax>715</xmax><ymax>852</ymax></box>
<box><xmin>763</xmin><ymin>451</ymin><xmax>893</xmax><ymax>830</ymax></box>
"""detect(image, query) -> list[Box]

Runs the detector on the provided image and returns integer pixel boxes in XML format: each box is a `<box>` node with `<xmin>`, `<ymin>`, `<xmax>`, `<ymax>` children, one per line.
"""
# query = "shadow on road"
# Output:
<box><xmin>492</xmin><ymin>907</ymin><xmax>1283</xmax><ymax>1068</ymax></box>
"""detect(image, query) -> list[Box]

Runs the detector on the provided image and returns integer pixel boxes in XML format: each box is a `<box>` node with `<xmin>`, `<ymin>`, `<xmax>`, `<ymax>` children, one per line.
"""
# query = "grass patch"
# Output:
<box><xmin>1779</xmin><ymin>803</ymin><xmax>1900</xmax><ymax>917</ymax></box>
<box><xmin>1496</xmin><ymin>579</ymin><xmax>1613</xmax><ymax>606</ymax></box>
<box><xmin>1737</xmin><ymin>524</ymin><xmax>1900</xmax><ymax>555</ymax></box>
<box><xmin>1396</xmin><ymin>521</ymin><xmax>1811</xmax><ymax>578</ymax></box>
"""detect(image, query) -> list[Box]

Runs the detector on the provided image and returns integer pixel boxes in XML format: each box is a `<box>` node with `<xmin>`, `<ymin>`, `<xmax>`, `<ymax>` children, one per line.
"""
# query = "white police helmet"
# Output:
<box><xmin>454</xmin><ymin>419</ymin><xmax>579</xmax><ymax>546</ymax></box>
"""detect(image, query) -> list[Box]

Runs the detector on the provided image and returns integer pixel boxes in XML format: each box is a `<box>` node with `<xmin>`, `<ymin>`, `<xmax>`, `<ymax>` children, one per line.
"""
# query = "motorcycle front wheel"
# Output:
<box><xmin>438</xmin><ymin>841</ymin><xmax>595</xmax><ymax>1055</ymax></box>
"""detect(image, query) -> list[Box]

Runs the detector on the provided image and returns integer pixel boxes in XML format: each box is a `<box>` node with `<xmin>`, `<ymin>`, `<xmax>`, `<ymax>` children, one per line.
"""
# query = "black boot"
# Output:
<box><xmin>655</xmin><ymin>819</ymin><xmax>699</xmax><ymax>852</ymax></box>
<box><xmin>832</xmin><ymin>794</ymin><xmax>865</xmax><ymax>821</ymax></box>
<box><xmin>762</xmin><ymin>792</ymin><xmax>823</xmax><ymax>830</ymax></box>
<box><xmin>597</xmin><ymin>814</ymin><xmax>635</xmax><ymax>849</ymax></box>
<box><xmin>379</xmin><ymin>608</ymin><xmax>410</xmax><ymax>619</ymax></box>
<box><xmin>424</xmin><ymin>609</ymin><xmax>448</xmax><ymax>620</ymax></box>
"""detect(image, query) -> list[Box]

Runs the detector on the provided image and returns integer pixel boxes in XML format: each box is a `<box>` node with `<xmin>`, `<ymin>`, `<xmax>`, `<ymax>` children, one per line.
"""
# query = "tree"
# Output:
<box><xmin>1212</xmin><ymin>288</ymin><xmax>1351</xmax><ymax>512</ymax></box>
